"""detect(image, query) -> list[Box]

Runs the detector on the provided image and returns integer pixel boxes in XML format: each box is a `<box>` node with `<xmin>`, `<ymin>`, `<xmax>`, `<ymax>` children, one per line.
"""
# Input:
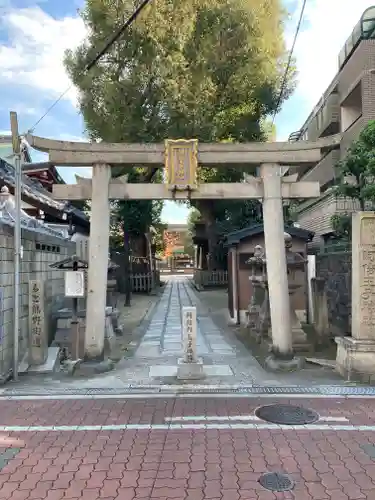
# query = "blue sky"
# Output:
<box><xmin>0</xmin><ymin>0</ymin><xmax>373</xmax><ymax>223</ymax></box>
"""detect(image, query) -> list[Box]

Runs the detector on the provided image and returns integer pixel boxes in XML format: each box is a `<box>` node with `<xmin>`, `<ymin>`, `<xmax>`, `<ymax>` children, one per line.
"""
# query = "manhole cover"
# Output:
<box><xmin>258</xmin><ymin>472</ymin><xmax>294</xmax><ymax>492</ymax></box>
<box><xmin>255</xmin><ymin>404</ymin><xmax>319</xmax><ymax>425</ymax></box>
<box><xmin>0</xmin><ymin>448</ymin><xmax>20</xmax><ymax>471</ymax></box>
<box><xmin>360</xmin><ymin>444</ymin><xmax>375</xmax><ymax>459</ymax></box>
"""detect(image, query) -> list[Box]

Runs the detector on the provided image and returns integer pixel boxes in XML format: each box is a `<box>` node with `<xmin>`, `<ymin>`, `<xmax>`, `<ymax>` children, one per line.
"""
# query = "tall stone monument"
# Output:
<box><xmin>177</xmin><ymin>306</ymin><xmax>204</xmax><ymax>380</ymax></box>
<box><xmin>28</xmin><ymin>280</ymin><xmax>48</xmax><ymax>365</ymax></box>
<box><xmin>336</xmin><ymin>212</ymin><xmax>375</xmax><ymax>381</ymax></box>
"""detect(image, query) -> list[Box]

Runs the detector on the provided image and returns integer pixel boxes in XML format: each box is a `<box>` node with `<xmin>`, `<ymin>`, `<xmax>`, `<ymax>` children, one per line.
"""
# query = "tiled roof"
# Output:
<box><xmin>22</xmin><ymin>162</ymin><xmax>65</xmax><ymax>184</ymax></box>
<box><xmin>225</xmin><ymin>224</ymin><xmax>315</xmax><ymax>246</ymax></box>
<box><xmin>0</xmin><ymin>157</ymin><xmax>65</xmax><ymax>211</ymax></box>
<box><xmin>0</xmin><ymin>188</ymin><xmax>67</xmax><ymax>239</ymax></box>
<box><xmin>0</xmin><ymin>158</ymin><xmax>89</xmax><ymax>226</ymax></box>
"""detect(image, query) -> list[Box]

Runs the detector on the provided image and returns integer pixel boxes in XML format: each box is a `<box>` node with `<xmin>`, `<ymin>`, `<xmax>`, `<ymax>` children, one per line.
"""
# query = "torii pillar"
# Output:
<box><xmin>260</xmin><ymin>164</ymin><xmax>299</xmax><ymax>370</ymax></box>
<box><xmin>85</xmin><ymin>163</ymin><xmax>111</xmax><ymax>360</ymax></box>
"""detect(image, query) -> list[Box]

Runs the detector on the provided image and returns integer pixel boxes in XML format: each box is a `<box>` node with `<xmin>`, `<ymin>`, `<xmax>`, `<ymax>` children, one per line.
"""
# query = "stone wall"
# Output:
<box><xmin>0</xmin><ymin>222</ymin><xmax>75</xmax><ymax>380</ymax></box>
<box><xmin>315</xmin><ymin>249</ymin><xmax>351</xmax><ymax>336</ymax></box>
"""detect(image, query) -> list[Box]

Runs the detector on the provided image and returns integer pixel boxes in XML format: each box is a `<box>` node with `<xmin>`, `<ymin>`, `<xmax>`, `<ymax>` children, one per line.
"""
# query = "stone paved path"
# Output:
<box><xmin>1</xmin><ymin>394</ymin><xmax>375</xmax><ymax>499</ymax></box>
<box><xmin>136</xmin><ymin>279</ymin><xmax>234</xmax><ymax>358</ymax></box>
<box><xmin>0</xmin><ymin>275</ymin><xmax>348</xmax><ymax>392</ymax></box>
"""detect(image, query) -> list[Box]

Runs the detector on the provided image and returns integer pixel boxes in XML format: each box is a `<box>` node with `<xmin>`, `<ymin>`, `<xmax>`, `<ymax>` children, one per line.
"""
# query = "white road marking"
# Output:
<box><xmin>164</xmin><ymin>415</ymin><xmax>349</xmax><ymax>422</ymax></box>
<box><xmin>0</xmin><ymin>422</ymin><xmax>370</xmax><ymax>432</ymax></box>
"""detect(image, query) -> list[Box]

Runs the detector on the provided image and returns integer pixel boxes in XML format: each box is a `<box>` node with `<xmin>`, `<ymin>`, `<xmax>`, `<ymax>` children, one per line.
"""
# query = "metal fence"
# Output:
<box><xmin>131</xmin><ymin>271</ymin><xmax>161</xmax><ymax>293</ymax></box>
<box><xmin>315</xmin><ymin>243</ymin><xmax>351</xmax><ymax>336</ymax></box>
<box><xmin>315</xmin><ymin>241</ymin><xmax>351</xmax><ymax>254</ymax></box>
<box><xmin>193</xmin><ymin>269</ymin><xmax>228</xmax><ymax>289</ymax></box>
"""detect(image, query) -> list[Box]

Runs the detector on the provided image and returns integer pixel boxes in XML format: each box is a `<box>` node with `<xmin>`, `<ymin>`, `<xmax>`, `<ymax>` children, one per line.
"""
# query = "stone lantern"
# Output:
<box><xmin>284</xmin><ymin>232</ymin><xmax>309</xmax><ymax>349</ymax></box>
<box><xmin>247</xmin><ymin>245</ymin><xmax>270</xmax><ymax>341</ymax></box>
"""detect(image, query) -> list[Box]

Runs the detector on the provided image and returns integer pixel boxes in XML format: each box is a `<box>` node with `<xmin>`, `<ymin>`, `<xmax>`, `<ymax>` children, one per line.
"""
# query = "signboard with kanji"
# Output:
<box><xmin>165</xmin><ymin>139</ymin><xmax>198</xmax><ymax>190</ymax></box>
<box><xmin>182</xmin><ymin>306</ymin><xmax>197</xmax><ymax>363</ymax></box>
<box><xmin>28</xmin><ymin>280</ymin><xmax>47</xmax><ymax>365</ymax></box>
<box><xmin>64</xmin><ymin>271</ymin><xmax>85</xmax><ymax>298</ymax></box>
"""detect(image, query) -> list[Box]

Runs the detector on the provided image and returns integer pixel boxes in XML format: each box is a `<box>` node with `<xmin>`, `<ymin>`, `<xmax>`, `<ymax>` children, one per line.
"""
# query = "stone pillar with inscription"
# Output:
<box><xmin>336</xmin><ymin>212</ymin><xmax>375</xmax><ymax>382</ymax></box>
<box><xmin>29</xmin><ymin>280</ymin><xmax>48</xmax><ymax>365</ymax></box>
<box><xmin>177</xmin><ymin>306</ymin><xmax>204</xmax><ymax>380</ymax></box>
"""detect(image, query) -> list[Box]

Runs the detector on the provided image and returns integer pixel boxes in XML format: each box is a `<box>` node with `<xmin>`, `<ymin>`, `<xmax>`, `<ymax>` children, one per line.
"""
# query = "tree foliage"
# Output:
<box><xmin>331</xmin><ymin>213</ymin><xmax>352</xmax><ymax>241</ymax></box>
<box><xmin>187</xmin><ymin>208</ymin><xmax>202</xmax><ymax>230</ymax></box>
<box><xmin>332</xmin><ymin>120</ymin><xmax>375</xmax><ymax>240</ymax></box>
<box><xmin>65</xmin><ymin>0</ymin><xmax>295</xmax><ymax>261</ymax></box>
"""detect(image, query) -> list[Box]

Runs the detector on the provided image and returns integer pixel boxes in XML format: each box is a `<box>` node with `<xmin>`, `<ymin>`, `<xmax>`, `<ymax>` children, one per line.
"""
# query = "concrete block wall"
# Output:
<box><xmin>0</xmin><ymin>222</ymin><xmax>75</xmax><ymax>380</ymax></box>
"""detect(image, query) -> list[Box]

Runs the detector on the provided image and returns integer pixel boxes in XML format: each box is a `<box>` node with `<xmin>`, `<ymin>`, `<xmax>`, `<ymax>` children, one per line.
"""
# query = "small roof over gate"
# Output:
<box><xmin>225</xmin><ymin>224</ymin><xmax>314</xmax><ymax>246</ymax></box>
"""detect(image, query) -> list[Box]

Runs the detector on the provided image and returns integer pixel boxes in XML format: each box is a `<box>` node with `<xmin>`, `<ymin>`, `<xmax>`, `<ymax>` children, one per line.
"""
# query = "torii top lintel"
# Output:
<box><xmin>25</xmin><ymin>133</ymin><xmax>341</xmax><ymax>167</ymax></box>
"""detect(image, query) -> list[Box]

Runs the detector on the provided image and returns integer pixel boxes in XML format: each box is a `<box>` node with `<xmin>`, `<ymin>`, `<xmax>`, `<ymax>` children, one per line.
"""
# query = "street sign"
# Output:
<box><xmin>64</xmin><ymin>271</ymin><xmax>85</xmax><ymax>298</ymax></box>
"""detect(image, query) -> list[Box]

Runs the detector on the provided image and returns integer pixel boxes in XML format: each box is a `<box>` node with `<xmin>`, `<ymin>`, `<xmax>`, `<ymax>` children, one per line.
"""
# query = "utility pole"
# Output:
<box><xmin>10</xmin><ymin>111</ymin><xmax>21</xmax><ymax>381</ymax></box>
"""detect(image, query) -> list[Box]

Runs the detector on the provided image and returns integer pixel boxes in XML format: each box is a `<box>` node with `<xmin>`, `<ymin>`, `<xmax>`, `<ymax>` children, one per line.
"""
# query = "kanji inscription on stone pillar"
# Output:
<box><xmin>182</xmin><ymin>306</ymin><xmax>197</xmax><ymax>363</ymax></box>
<box><xmin>353</xmin><ymin>212</ymin><xmax>375</xmax><ymax>338</ymax></box>
<box><xmin>28</xmin><ymin>280</ymin><xmax>47</xmax><ymax>365</ymax></box>
<box><xmin>165</xmin><ymin>139</ymin><xmax>198</xmax><ymax>191</ymax></box>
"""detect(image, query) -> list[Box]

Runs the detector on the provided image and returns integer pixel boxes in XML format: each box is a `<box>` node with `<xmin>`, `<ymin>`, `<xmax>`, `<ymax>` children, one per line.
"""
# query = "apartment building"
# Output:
<box><xmin>291</xmin><ymin>6</ymin><xmax>375</xmax><ymax>246</ymax></box>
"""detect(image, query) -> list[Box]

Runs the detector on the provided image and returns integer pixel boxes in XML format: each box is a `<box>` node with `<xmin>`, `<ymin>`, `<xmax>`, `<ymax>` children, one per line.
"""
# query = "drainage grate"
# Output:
<box><xmin>0</xmin><ymin>448</ymin><xmax>20</xmax><ymax>471</ymax></box>
<box><xmin>4</xmin><ymin>385</ymin><xmax>375</xmax><ymax>397</ymax></box>
<box><xmin>255</xmin><ymin>404</ymin><xmax>319</xmax><ymax>425</ymax></box>
<box><xmin>258</xmin><ymin>472</ymin><xmax>294</xmax><ymax>492</ymax></box>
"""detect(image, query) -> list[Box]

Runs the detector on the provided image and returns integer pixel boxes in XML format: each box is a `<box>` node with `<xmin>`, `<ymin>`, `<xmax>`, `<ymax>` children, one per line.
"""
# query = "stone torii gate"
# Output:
<box><xmin>26</xmin><ymin>133</ymin><xmax>340</xmax><ymax>369</ymax></box>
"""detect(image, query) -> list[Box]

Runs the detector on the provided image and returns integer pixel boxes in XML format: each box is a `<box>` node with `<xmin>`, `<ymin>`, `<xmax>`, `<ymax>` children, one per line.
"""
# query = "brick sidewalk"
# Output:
<box><xmin>0</xmin><ymin>396</ymin><xmax>375</xmax><ymax>499</ymax></box>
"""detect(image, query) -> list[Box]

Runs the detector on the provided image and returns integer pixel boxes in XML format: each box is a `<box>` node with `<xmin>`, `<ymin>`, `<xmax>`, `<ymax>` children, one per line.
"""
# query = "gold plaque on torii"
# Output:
<box><xmin>164</xmin><ymin>139</ymin><xmax>198</xmax><ymax>191</ymax></box>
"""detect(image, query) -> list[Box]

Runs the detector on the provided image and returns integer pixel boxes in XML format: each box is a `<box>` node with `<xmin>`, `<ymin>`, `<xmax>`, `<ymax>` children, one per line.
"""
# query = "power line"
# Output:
<box><xmin>272</xmin><ymin>0</ymin><xmax>307</xmax><ymax>126</ymax></box>
<box><xmin>28</xmin><ymin>84</ymin><xmax>74</xmax><ymax>134</ymax></box>
<box><xmin>26</xmin><ymin>0</ymin><xmax>154</xmax><ymax>134</ymax></box>
<box><xmin>85</xmin><ymin>0</ymin><xmax>153</xmax><ymax>72</ymax></box>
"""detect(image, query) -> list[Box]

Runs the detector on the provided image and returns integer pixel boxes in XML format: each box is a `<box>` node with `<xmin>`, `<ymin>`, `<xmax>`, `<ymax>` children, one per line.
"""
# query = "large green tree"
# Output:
<box><xmin>65</xmin><ymin>0</ymin><xmax>295</xmax><ymax>266</ymax></box>
<box><xmin>331</xmin><ymin>120</ymin><xmax>375</xmax><ymax>240</ymax></box>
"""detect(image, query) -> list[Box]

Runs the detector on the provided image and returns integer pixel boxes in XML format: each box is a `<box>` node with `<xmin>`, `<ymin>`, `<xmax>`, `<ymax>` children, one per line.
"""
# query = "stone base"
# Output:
<box><xmin>289</xmin><ymin>316</ymin><xmax>314</xmax><ymax>352</ymax></box>
<box><xmin>54</xmin><ymin>306</ymin><xmax>123</xmax><ymax>360</ymax></box>
<box><xmin>335</xmin><ymin>336</ymin><xmax>375</xmax><ymax>382</ymax></box>
<box><xmin>263</xmin><ymin>336</ymin><xmax>312</xmax><ymax>355</ymax></box>
<box><xmin>83</xmin><ymin>348</ymin><xmax>105</xmax><ymax>363</ymax></box>
<box><xmin>226</xmin><ymin>310</ymin><xmax>238</xmax><ymax>326</ymax></box>
<box><xmin>77</xmin><ymin>358</ymin><xmax>115</xmax><ymax>375</ymax></box>
<box><xmin>19</xmin><ymin>347</ymin><xmax>60</xmax><ymax>375</ymax></box>
<box><xmin>265</xmin><ymin>353</ymin><xmax>304</xmax><ymax>372</ymax></box>
<box><xmin>176</xmin><ymin>357</ymin><xmax>205</xmax><ymax>380</ymax></box>
<box><xmin>64</xmin><ymin>359</ymin><xmax>82</xmax><ymax>376</ymax></box>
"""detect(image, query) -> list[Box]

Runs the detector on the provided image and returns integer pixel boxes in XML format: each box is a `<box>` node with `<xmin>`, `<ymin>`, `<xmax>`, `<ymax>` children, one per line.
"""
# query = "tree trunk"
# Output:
<box><xmin>198</xmin><ymin>201</ymin><xmax>219</xmax><ymax>271</ymax></box>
